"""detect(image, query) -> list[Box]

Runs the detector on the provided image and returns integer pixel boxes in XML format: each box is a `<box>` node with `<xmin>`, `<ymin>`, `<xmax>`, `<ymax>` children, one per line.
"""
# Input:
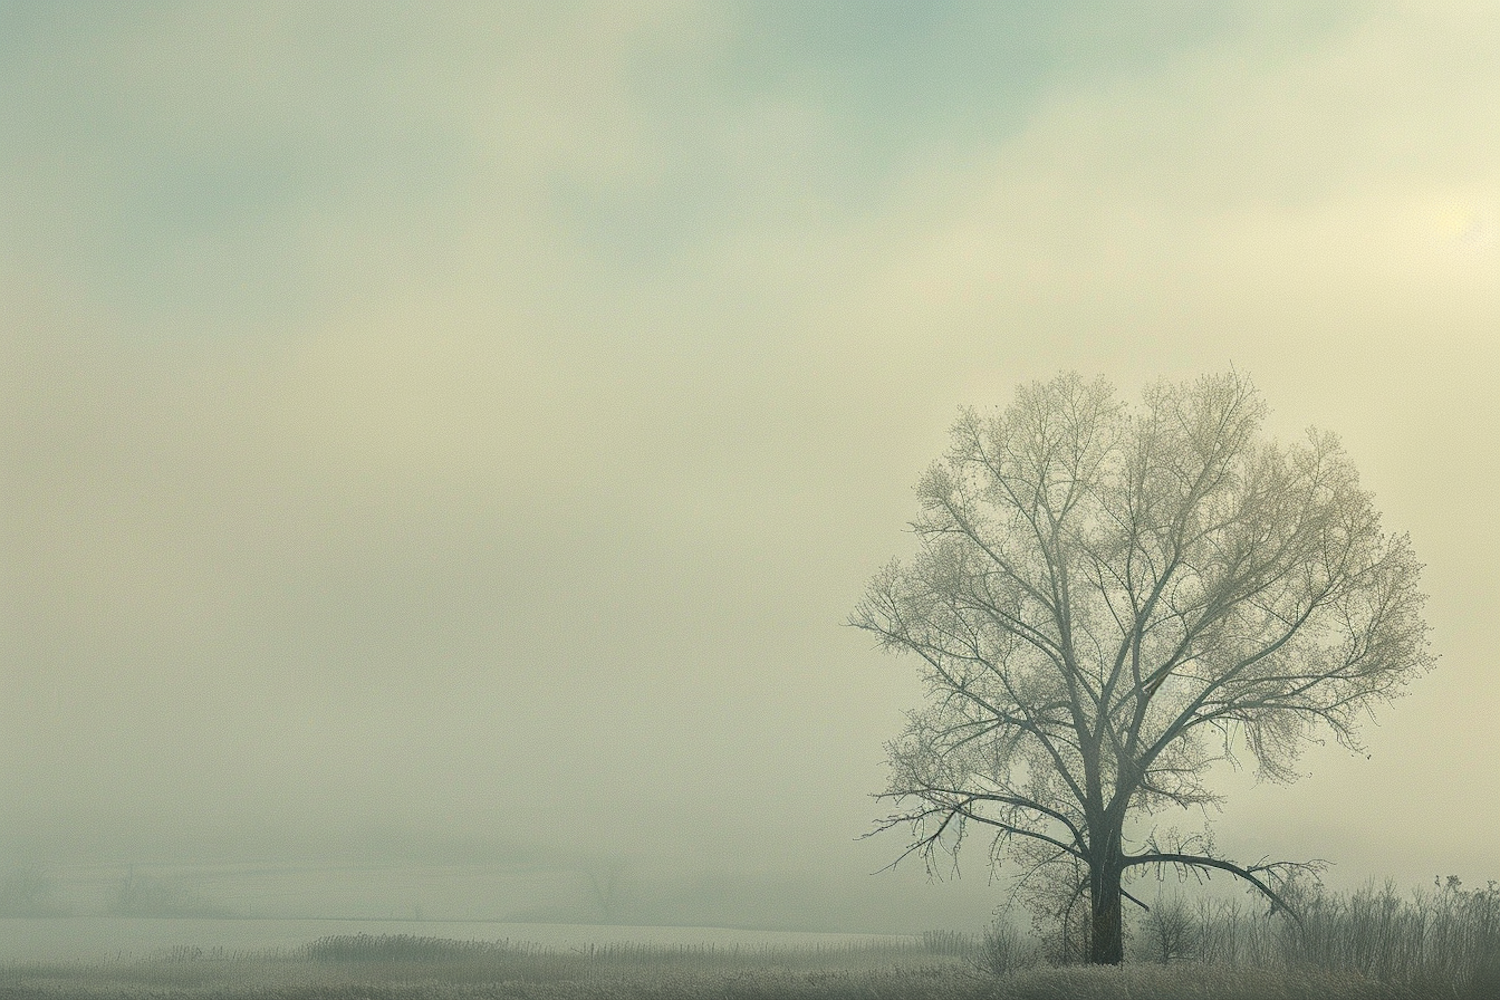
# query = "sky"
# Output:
<box><xmin>2</xmin><ymin>1</ymin><xmax>1498</xmax><ymax>932</ymax></box>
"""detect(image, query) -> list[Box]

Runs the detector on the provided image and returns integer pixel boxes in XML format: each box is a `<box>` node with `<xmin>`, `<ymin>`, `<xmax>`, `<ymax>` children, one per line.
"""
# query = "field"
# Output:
<box><xmin>0</xmin><ymin>935</ymin><xmax>1442</xmax><ymax>1000</ymax></box>
<box><xmin>1</xmin><ymin>879</ymin><xmax>1496</xmax><ymax>999</ymax></box>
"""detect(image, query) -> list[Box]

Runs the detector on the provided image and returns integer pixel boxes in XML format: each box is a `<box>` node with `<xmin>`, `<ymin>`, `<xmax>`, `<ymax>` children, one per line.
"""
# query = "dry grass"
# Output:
<box><xmin>0</xmin><ymin>932</ymin><xmax>976</xmax><ymax>999</ymax></box>
<box><xmin>1130</xmin><ymin>876</ymin><xmax>1500</xmax><ymax>997</ymax></box>
<box><xmin>0</xmin><ymin>935</ymin><xmax>1421</xmax><ymax>1000</ymax></box>
<box><xmin>0</xmin><ymin>958</ymin><xmax>1421</xmax><ymax>1000</ymax></box>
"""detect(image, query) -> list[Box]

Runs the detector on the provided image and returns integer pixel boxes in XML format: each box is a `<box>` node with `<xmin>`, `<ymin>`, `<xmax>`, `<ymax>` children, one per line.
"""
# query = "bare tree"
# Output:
<box><xmin>1143</xmin><ymin>887</ymin><xmax>1198</xmax><ymax>964</ymax></box>
<box><xmin>584</xmin><ymin>858</ymin><xmax>632</xmax><ymax>923</ymax></box>
<box><xmin>850</xmin><ymin>372</ymin><xmax>1433</xmax><ymax>965</ymax></box>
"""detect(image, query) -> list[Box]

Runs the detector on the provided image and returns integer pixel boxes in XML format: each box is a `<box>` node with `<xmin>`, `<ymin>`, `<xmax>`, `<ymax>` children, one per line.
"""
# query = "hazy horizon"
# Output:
<box><xmin>3</xmin><ymin>2</ymin><xmax>1498</xmax><ymax>935</ymax></box>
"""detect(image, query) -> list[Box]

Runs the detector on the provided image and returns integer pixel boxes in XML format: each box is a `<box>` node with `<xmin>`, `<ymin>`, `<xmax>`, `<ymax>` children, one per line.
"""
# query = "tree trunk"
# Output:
<box><xmin>1088</xmin><ymin>856</ymin><xmax>1125</xmax><ymax>964</ymax></box>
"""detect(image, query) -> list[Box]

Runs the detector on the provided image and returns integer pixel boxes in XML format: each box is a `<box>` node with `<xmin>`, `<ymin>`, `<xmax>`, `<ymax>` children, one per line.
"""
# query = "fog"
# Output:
<box><xmin>2</xmin><ymin>2</ymin><xmax>1497</xmax><ymax>935</ymax></box>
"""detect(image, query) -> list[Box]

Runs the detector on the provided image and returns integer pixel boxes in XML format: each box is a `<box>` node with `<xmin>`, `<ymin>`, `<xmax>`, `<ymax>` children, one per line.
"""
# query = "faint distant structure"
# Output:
<box><xmin>0</xmin><ymin>865</ymin><xmax>69</xmax><ymax>917</ymax></box>
<box><xmin>109</xmin><ymin>865</ymin><xmax>234</xmax><ymax>918</ymax></box>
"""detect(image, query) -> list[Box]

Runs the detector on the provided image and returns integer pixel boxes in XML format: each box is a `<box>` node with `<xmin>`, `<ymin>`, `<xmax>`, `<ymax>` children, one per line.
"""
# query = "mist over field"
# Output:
<box><xmin>3</xmin><ymin>1</ymin><xmax>1498</xmax><ymax>941</ymax></box>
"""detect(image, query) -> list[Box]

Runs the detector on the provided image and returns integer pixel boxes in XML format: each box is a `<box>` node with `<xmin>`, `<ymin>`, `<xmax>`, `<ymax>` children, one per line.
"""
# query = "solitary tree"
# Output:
<box><xmin>850</xmin><ymin>372</ymin><xmax>1432</xmax><ymax>964</ymax></box>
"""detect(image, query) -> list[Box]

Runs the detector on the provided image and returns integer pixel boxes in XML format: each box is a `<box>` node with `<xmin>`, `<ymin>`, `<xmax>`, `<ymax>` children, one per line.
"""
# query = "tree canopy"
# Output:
<box><xmin>850</xmin><ymin>372</ymin><xmax>1433</xmax><ymax>964</ymax></box>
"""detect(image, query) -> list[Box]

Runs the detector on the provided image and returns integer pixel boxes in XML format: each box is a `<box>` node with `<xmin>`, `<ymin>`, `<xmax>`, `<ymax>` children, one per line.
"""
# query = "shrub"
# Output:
<box><xmin>972</xmin><ymin>918</ymin><xmax>1038</xmax><ymax>977</ymax></box>
<box><xmin>1142</xmin><ymin>893</ymin><xmax>1199</xmax><ymax>964</ymax></box>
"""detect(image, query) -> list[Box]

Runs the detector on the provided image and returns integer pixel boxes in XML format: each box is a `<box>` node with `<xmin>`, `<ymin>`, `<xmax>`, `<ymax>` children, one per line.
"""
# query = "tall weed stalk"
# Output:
<box><xmin>1126</xmin><ymin>876</ymin><xmax>1500</xmax><ymax>998</ymax></box>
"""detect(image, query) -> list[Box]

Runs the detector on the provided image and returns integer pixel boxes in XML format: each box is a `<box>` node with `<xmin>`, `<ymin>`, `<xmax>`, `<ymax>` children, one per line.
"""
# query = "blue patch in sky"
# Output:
<box><xmin>550</xmin><ymin>1</ymin><xmax>1263</xmax><ymax>269</ymax></box>
<box><xmin>2</xmin><ymin>2</ymin><xmax>1359</xmax><ymax>318</ymax></box>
